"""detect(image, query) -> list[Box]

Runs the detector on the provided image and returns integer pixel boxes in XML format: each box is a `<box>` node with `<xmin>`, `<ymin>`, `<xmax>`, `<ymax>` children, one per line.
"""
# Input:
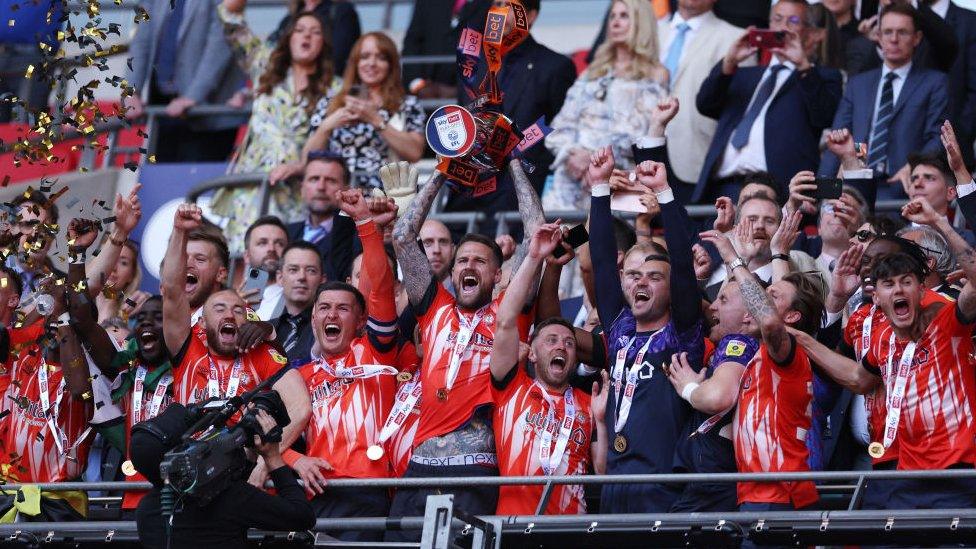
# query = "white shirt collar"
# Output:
<box><xmin>768</xmin><ymin>58</ymin><xmax>797</xmax><ymax>73</ymax></box>
<box><xmin>930</xmin><ymin>0</ymin><xmax>950</xmax><ymax>19</ymax></box>
<box><xmin>671</xmin><ymin>11</ymin><xmax>706</xmax><ymax>31</ymax></box>
<box><xmin>882</xmin><ymin>60</ymin><xmax>912</xmax><ymax>80</ymax></box>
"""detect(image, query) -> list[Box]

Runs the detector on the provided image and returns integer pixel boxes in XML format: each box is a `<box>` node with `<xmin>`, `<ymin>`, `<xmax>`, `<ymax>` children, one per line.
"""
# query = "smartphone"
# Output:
<box><xmin>242</xmin><ymin>267</ymin><xmax>270</xmax><ymax>295</ymax></box>
<box><xmin>611</xmin><ymin>191</ymin><xmax>645</xmax><ymax>214</ymax></box>
<box><xmin>553</xmin><ymin>224</ymin><xmax>589</xmax><ymax>259</ymax></box>
<box><xmin>349</xmin><ymin>83</ymin><xmax>368</xmax><ymax>99</ymax></box>
<box><xmin>748</xmin><ymin>29</ymin><xmax>786</xmax><ymax>49</ymax></box>
<box><xmin>813</xmin><ymin>178</ymin><xmax>843</xmax><ymax>200</ymax></box>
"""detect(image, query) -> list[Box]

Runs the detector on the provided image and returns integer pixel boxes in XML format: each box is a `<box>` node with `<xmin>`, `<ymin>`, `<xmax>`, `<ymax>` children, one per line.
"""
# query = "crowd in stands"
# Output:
<box><xmin>7</xmin><ymin>0</ymin><xmax>976</xmax><ymax>546</ymax></box>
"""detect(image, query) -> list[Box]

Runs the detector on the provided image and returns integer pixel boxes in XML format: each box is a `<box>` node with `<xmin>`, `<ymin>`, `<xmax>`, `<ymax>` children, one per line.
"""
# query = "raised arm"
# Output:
<box><xmin>390</xmin><ymin>163</ymin><xmax>444</xmax><ymax>306</ymax></box>
<box><xmin>587</xmin><ymin>146</ymin><xmax>628</xmax><ymax>327</ymax></box>
<box><xmin>218</xmin><ymin>0</ymin><xmax>271</xmax><ymax>78</ymax></box>
<box><xmin>701</xmin><ymin>230</ymin><xmax>793</xmax><ymax>363</ymax></box>
<box><xmin>507</xmin><ymin>158</ymin><xmax>546</xmax><ymax>276</ymax></box>
<box><xmin>66</xmin><ymin>219</ymin><xmax>119</xmax><ymax>376</ymax></box>
<box><xmin>86</xmin><ymin>184</ymin><xmax>142</xmax><ymax>296</ymax></box>
<box><xmin>339</xmin><ymin>190</ymin><xmax>399</xmax><ymax>356</ymax></box>
<box><xmin>634</xmin><ymin>159</ymin><xmax>701</xmax><ymax>334</ymax></box>
<box><xmin>786</xmin><ymin>327</ymin><xmax>879</xmax><ymax>394</ymax></box>
<box><xmin>490</xmin><ymin>224</ymin><xmax>562</xmax><ymax>382</ymax></box>
<box><xmin>161</xmin><ymin>205</ymin><xmax>201</xmax><ymax>357</ymax></box>
<box><xmin>903</xmin><ymin>197</ymin><xmax>976</xmax><ymax>321</ymax></box>
<box><xmin>666</xmin><ymin>351</ymin><xmax>745</xmax><ymax>415</ymax></box>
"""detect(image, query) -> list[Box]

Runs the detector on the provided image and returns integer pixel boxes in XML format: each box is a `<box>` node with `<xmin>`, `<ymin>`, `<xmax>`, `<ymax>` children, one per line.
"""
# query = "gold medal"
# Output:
<box><xmin>868</xmin><ymin>442</ymin><xmax>885</xmax><ymax>459</ymax></box>
<box><xmin>121</xmin><ymin>460</ymin><xmax>137</xmax><ymax>477</ymax></box>
<box><xmin>613</xmin><ymin>434</ymin><xmax>627</xmax><ymax>453</ymax></box>
<box><xmin>396</xmin><ymin>371</ymin><xmax>413</xmax><ymax>383</ymax></box>
<box><xmin>366</xmin><ymin>445</ymin><xmax>385</xmax><ymax>461</ymax></box>
<box><xmin>436</xmin><ymin>388</ymin><xmax>448</xmax><ymax>401</ymax></box>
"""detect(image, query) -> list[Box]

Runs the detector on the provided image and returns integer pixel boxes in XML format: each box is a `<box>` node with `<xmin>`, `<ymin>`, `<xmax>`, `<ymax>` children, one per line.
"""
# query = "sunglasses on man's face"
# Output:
<box><xmin>854</xmin><ymin>229</ymin><xmax>876</xmax><ymax>243</ymax></box>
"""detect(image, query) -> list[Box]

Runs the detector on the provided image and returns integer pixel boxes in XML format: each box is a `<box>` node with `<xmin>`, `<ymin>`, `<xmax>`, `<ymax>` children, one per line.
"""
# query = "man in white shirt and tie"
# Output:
<box><xmin>658</xmin><ymin>0</ymin><xmax>746</xmax><ymax>203</ymax></box>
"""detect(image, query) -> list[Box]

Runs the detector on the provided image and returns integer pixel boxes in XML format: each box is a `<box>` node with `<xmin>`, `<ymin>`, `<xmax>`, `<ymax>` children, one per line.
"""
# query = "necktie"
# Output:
<box><xmin>867</xmin><ymin>72</ymin><xmax>898</xmax><ymax>173</ymax></box>
<box><xmin>730</xmin><ymin>65</ymin><xmax>786</xmax><ymax>150</ymax></box>
<box><xmin>664</xmin><ymin>22</ymin><xmax>690</xmax><ymax>83</ymax></box>
<box><xmin>153</xmin><ymin>0</ymin><xmax>186</xmax><ymax>95</ymax></box>
<box><xmin>303</xmin><ymin>223</ymin><xmax>328</xmax><ymax>244</ymax></box>
<box><xmin>282</xmin><ymin>316</ymin><xmax>301</xmax><ymax>353</ymax></box>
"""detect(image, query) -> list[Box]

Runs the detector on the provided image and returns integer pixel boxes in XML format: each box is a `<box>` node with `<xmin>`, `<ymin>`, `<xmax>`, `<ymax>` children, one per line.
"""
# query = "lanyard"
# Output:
<box><xmin>377</xmin><ymin>374</ymin><xmax>423</xmax><ymax>445</ymax></box>
<box><xmin>132</xmin><ymin>366</ymin><xmax>173</xmax><ymax>424</ymax></box>
<box><xmin>859</xmin><ymin>306</ymin><xmax>876</xmax><ymax>362</ymax></box>
<box><xmin>207</xmin><ymin>356</ymin><xmax>244</xmax><ymax>399</ymax></box>
<box><xmin>881</xmin><ymin>332</ymin><xmax>917</xmax><ymax>450</ymax></box>
<box><xmin>445</xmin><ymin>305</ymin><xmax>489</xmax><ymax>392</ymax></box>
<box><xmin>37</xmin><ymin>360</ymin><xmax>67</xmax><ymax>454</ymax></box>
<box><xmin>611</xmin><ymin>331</ymin><xmax>658</xmax><ymax>434</ymax></box>
<box><xmin>534</xmin><ymin>382</ymin><xmax>576</xmax><ymax>475</ymax></box>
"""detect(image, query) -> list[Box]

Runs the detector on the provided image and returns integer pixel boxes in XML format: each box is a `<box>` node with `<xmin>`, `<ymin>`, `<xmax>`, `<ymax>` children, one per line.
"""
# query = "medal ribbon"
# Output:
<box><xmin>860</xmin><ymin>307</ymin><xmax>881</xmax><ymax>423</ymax></box>
<box><xmin>881</xmin><ymin>333</ymin><xmax>916</xmax><ymax>450</ymax></box>
<box><xmin>377</xmin><ymin>375</ymin><xmax>423</xmax><ymax>445</ymax></box>
<box><xmin>132</xmin><ymin>366</ymin><xmax>172</xmax><ymax>424</ymax></box>
<box><xmin>445</xmin><ymin>306</ymin><xmax>489</xmax><ymax>392</ymax></box>
<box><xmin>611</xmin><ymin>332</ymin><xmax>658</xmax><ymax>434</ymax></box>
<box><xmin>37</xmin><ymin>360</ymin><xmax>67</xmax><ymax>454</ymax></box>
<box><xmin>481</xmin><ymin>1</ymin><xmax>528</xmax><ymax>104</ymax></box>
<box><xmin>535</xmin><ymin>382</ymin><xmax>575</xmax><ymax>476</ymax></box>
<box><xmin>207</xmin><ymin>356</ymin><xmax>244</xmax><ymax>399</ymax></box>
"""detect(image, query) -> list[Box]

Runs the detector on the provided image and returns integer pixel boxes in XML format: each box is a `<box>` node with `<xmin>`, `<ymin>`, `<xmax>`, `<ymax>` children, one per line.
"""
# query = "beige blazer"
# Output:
<box><xmin>658</xmin><ymin>12</ymin><xmax>747</xmax><ymax>185</ymax></box>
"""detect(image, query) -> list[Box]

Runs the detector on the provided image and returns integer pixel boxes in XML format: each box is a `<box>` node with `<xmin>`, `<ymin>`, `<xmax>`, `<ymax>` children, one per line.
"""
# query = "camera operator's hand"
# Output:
<box><xmin>293</xmin><ymin>456</ymin><xmax>333</xmax><ymax>496</ymax></box>
<box><xmin>252</xmin><ymin>409</ymin><xmax>284</xmax><ymax>469</ymax></box>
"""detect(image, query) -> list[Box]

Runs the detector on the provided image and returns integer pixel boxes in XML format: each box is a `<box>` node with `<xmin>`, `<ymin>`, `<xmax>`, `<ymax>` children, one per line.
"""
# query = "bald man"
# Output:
<box><xmin>419</xmin><ymin>220</ymin><xmax>455</xmax><ymax>292</ymax></box>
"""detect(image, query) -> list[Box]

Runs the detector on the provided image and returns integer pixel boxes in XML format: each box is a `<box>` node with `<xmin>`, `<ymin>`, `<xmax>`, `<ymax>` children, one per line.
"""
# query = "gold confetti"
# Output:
<box><xmin>7</xmin><ymin>19</ymin><xmax>14</xmax><ymax>27</ymax></box>
<box><xmin>24</xmin><ymin>65</ymin><xmax>33</xmax><ymax>78</ymax></box>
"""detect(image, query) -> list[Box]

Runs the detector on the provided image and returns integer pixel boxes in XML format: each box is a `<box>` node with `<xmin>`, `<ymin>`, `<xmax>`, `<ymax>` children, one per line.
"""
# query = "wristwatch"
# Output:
<box><xmin>726</xmin><ymin>257</ymin><xmax>746</xmax><ymax>272</ymax></box>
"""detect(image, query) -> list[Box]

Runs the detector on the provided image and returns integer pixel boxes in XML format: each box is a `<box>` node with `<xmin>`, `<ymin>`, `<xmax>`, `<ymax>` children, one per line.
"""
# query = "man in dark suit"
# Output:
<box><xmin>443</xmin><ymin>0</ymin><xmax>577</xmax><ymax>236</ymax></box>
<box><xmin>845</xmin><ymin>1</ymin><xmax>958</xmax><ymax>76</ymax></box>
<box><xmin>272</xmin><ymin>242</ymin><xmax>324</xmax><ymax>368</ymax></box>
<box><xmin>401</xmin><ymin>0</ymin><xmax>485</xmax><ymax>98</ymax></box>
<box><xmin>819</xmin><ymin>3</ymin><xmax>949</xmax><ymax>201</ymax></box>
<box><xmin>285</xmin><ymin>151</ymin><xmax>360</xmax><ymax>283</ymax></box>
<box><xmin>942</xmin><ymin>1</ymin><xmax>976</xmax><ymax>169</ymax></box>
<box><xmin>695</xmin><ymin>0</ymin><xmax>843</xmax><ymax>204</ymax></box>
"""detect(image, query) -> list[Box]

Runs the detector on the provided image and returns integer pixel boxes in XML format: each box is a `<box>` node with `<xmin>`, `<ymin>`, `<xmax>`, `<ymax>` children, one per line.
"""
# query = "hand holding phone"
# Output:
<box><xmin>811</xmin><ymin>178</ymin><xmax>843</xmax><ymax>200</ymax></box>
<box><xmin>552</xmin><ymin>224</ymin><xmax>589</xmax><ymax>259</ymax></box>
<box><xmin>748</xmin><ymin>29</ymin><xmax>786</xmax><ymax>49</ymax></box>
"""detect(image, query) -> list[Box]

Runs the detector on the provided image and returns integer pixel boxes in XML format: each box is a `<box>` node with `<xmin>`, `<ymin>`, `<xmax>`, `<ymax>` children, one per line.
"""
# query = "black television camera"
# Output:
<box><xmin>157</xmin><ymin>384</ymin><xmax>291</xmax><ymax>506</ymax></box>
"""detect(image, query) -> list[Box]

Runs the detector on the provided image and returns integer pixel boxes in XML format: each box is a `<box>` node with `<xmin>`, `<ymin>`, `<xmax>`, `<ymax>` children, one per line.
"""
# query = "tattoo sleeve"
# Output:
<box><xmin>735</xmin><ymin>266</ymin><xmax>790</xmax><ymax>359</ymax></box>
<box><xmin>392</xmin><ymin>172</ymin><xmax>445</xmax><ymax>306</ymax></box>
<box><xmin>508</xmin><ymin>159</ymin><xmax>545</xmax><ymax>276</ymax></box>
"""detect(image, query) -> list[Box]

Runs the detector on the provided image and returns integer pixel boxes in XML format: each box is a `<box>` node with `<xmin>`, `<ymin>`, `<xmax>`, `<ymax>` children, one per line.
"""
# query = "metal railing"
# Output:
<box><xmin>5</xmin><ymin>469</ymin><xmax>976</xmax><ymax>547</ymax></box>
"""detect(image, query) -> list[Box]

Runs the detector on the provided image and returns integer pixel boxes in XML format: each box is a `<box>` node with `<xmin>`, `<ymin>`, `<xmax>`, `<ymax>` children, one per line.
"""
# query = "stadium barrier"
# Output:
<box><xmin>4</xmin><ymin>470</ymin><xmax>976</xmax><ymax>547</ymax></box>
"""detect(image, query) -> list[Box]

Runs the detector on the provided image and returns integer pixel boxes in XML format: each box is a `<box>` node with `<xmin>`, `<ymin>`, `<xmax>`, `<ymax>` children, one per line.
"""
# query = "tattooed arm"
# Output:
<box><xmin>904</xmin><ymin>198</ymin><xmax>976</xmax><ymax>321</ymax></box>
<box><xmin>508</xmin><ymin>159</ymin><xmax>546</xmax><ymax>277</ymax></box>
<box><xmin>700</xmin><ymin>230</ymin><xmax>794</xmax><ymax>363</ymax></box>
<box><xmin>391</xmin><ymin>168</ymin><xmax>445</xmax><ymax>307</ymax></box>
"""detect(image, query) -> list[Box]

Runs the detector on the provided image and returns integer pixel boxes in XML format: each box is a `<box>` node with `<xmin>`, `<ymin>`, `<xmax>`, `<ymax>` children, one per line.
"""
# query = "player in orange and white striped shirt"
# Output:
<box><xmin>489</xmin><ymin>223</ymin><xmax>608</xmax><ymax>515</ymax></box>
<box><xmin>282</xmin><ymin>189</ymin><xmax>401</xmax><ymax>542</ymax></box>
<box><xmin>388</xmin><ymin>158</ymin><xmax>543</xmax><ymax>539</ymax></box>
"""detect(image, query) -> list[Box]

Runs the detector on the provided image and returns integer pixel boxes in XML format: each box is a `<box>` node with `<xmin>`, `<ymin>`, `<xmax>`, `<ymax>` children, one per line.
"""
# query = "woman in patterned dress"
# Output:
<box><xmin>543</xmin><ymin>0</ymin><xmax>668</xmax><ymax>211</ymax></box>
<box><xmin>211</xmin><ymin>0</ymin><xmax>339</xmax><ymax>254</ymax></box>
<box><xmin>303</xmin><ymin>32</ymin><xmax>426</xmax><ymax>191</ymax></box>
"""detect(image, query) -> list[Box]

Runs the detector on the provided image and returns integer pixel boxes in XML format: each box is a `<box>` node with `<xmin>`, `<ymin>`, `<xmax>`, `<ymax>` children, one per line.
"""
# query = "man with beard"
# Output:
<box><xmin>587</xmin><ymin>148</ymin><xmax>705</xmax><ymax>513</ymax></box>
<box><xmin>387</xmin><ymin>157</ymin><xmax>543</xmax><ymax>537</ymax></box>
<box><xmin>160</xmin><ymin>204</ymin><xmax>311</xmax><ymax>484</ymax></box>
<box><xmin>242</xmin><ymin>216</ymin><xmax>289</xmax><ymax>320</ymax></box>
<box><xmin>284</xmin><ymin>151</ymin><xmax>360</xmax><ymax>282</ymax></box>
<box><xmin>792</xmin><ymin>196</ymin><xmax>976</xmax><ymax>510</ymax></box>
<box><xmin>489</xmin><ymin>223</ymin><xmax>604</xmax><ymax>515</ymax></box>
<box><xmin>281</xmin><ymin>189</ymin><xmax>399</xmax><ymax>541</ymax></box>
<box><xmin>272</xmin><ymin>242</ymin><xmax>324</xmax><ymax>367</ymax></box>
<box><xmin>699</xmin><ymin>229</ymin><xmax>825</xmax><ymax>522</ymax></box>
<box><xmin>665</xmin><ymin>278</ymin><xmax>761</xmax><ymax>512</ymax></box>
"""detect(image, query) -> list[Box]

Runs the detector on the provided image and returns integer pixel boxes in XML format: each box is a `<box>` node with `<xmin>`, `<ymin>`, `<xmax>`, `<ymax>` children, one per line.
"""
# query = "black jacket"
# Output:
<box><xmin>285</xmin><ymin>214</ymin><xmax>361</xmax><ymax>283</ymax></box>
<box><xmin>401</xmin><ymin>0</ymin><xmax>486</xmax><ymax>87</ymax></box>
